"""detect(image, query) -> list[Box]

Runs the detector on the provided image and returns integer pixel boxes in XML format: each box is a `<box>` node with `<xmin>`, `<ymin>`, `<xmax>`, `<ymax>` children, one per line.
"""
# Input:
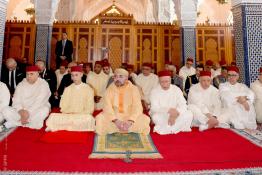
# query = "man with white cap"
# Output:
<box><xmin>188</xmin><ymin>70</ymin><xmax>223</xmax><ymax>131</ymax></box>
<box><xmin>0</xmin><ymin>66</ymin><xmax>51</xmax><ymax>131</ymax></box>
<box><xmin>219</xmin><ymin>66</ymin><xmax>257</xmax><ymax>130</ymax></box>
<box><xmin>251</xmin><ymin>67</ymin><xmax>262</xmax><ymax>127</ymax></box>
<box><xmin>46</xmin><ymin>65</ymin><xmax>95</xmax><ymax>132</ymax></box>
<box><xmin>150</xmin><ymin>70</ymin><xmax>193</xmax><ymax>135</ymax></box>
<box><xmin>95</xmin><ymin>68</ymin><xmax>150</xmax><ymax>135</ymax></box>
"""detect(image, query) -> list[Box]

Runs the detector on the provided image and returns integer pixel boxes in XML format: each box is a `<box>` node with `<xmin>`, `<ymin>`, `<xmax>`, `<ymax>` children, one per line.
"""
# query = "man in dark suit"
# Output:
<box><xmin>55</xmin><ymin>32</ymin><xmax>73</xmax><ymax>69</ymax></box>
<box><xmin>35</xmin><ymin>59</ymin><xmax>57</xmax><ymax>107</ymax></box>
<box><xmin>1</xmin><ymin>58</ymin><xmax>25</xmax><ymax>95</ymax></box>
<box><xmin>57</xmin><ymin>62</ymin><xmax>86</xmax><ymax>98</ymax></box>
<box><xmin>184</xmin><ymin>64</ymin><xmax>204</xmax><ymax>95</ymax></box>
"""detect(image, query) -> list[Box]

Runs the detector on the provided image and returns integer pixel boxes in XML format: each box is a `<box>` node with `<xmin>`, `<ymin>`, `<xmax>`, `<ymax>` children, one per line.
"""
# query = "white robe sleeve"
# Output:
<box><xmin>212</xmin><ymin>89</ymin><xmax>222</xmax><ymax>117</ymax></box>
<box><xmin>27</xmin><ymin>83</ymin><xmax>51</xmax><ymax>115</ymax></box>
<box><xmin>150</xmin><ymin>89</ymin><xmax>169</xmax><ymax>114</ymax></box>
<box><xmin>188</xmin><ymin>87</ymin><xmax>210</xmax><ymax>114</ymax></box>
<box><xmin>219</xmin><ymin>83</ymin><xmax>237</xmax><ymax>106</ymax></box>
<box><xmin>0</xmin><ymin>83</ymin><xmax>10</xmax><ymax>111</ymax></box>
<box><xmin>242</xmin><ymin>84</ymin><xmax>255</xmax><ymax>103</ymax></box>
<box><xmin>12</xmin><ymin>84</ymin><xmax>24</xmax><ymax>111</ymax></box>
<box><xmin>175</xmin><ymin>88</ymin><xmax>188</xmax><ymax>115</ymax></box>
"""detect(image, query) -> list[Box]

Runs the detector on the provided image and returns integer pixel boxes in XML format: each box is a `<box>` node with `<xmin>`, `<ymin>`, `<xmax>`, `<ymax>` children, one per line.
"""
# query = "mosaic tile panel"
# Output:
<box><xmin>35</xmin><ymin>24</ymin><xmax>53</xmax><ymax>67</ymax></box>
<box><xmin>232</xmin><ymin>4</ymin><xmax>262</xmax><ymax>86</ymax></box>
<box><xmin>181</xmin><ymin>27</ymin><xmax>196</xmax><ymax>65</ymax></box>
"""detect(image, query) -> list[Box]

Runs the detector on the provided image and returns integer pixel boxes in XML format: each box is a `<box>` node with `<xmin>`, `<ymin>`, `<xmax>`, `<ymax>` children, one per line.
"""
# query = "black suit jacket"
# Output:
<box><xmin>57</xmin><ymin>73</ymin><xmax>87</xmax><ymax>96</ymax></box>
<box><xmin>55</xmin><ymin>39</ymin><xmax>73</xmax><ymax>68</ymax></box>
<box><xmin>184</xmin><ymin>74</ymin><xmax>199</xmax><ymax>95</ymax></box>
<box><xmin>1</xmin><ymin>66</ymin><xmax>25</xmax><ymax>94</ymax></box>
<box><xmin>40</xmin><ymin>69</ymin><xmax>57</xmax><ymax>93</ymax></box>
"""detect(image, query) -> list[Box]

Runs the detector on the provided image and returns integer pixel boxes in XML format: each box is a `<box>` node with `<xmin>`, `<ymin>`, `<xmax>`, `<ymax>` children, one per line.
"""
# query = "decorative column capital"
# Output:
<box><xmin>232</xmin><ymin>0</ymin><xmax>262</xmax><ymax>7</ymax></box>
<box><xmin>34</xmin><ymin>0</ymin><xmax>60</xmax><ymax>25</ymax></box>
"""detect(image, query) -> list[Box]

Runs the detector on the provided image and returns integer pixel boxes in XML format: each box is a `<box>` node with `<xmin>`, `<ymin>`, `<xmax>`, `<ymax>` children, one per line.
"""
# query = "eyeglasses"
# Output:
<box><xmin>142</xmin><ymin>68</ymin><xmax>151</xmax><ymax>71</ymax></box>
<box><xmin>228</xmin><ymin>74</ymin><xmax>238</xmax><ymax>77</ymax></box>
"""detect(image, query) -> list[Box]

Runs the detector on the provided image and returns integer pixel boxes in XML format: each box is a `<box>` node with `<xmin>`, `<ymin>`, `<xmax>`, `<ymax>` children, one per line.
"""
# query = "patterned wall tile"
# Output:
<box><xmin>35</xmin><ymin>24</ymin><xmax>53</xmax><ymax>67</ymax></box>
<box><xmin>232</xmin><ymin>4</ymin><xmax>262</xmax><ymax>86</ymax></box>
<box><xmin>181</xmin><ymin>27</ymin><xmax>196</xmax><ymax>65</ymax></box>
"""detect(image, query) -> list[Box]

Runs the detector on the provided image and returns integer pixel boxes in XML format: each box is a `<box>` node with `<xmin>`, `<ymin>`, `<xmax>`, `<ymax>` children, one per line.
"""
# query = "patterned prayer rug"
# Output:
<box><xmin>231</xmin><ymin>129</ymin><xmax>262</xmax><ymax>148</ymax></box>
<box><xmin>89</xmin><ymin>132</ymin><xmax>162</xmax><ymax>159</ymax></box>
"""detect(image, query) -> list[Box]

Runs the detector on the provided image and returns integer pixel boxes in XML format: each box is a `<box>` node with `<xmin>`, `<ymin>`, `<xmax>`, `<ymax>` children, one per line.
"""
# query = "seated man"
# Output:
<box><xmin>1</xmin><ymin>58</ymin><xmax>25</xmax><ymax>95</ymax></box>
<box><xmin>135</xmin><ymin>63</ymin><xmax>159</xmax><ymax>110</ymax></box>
<box><xmin>213</xmin><ymin>66</ymin><xmax>227</xmax><ymax>89</ymax></box>
<box><xmin>0</xmin><ymin>82</ymin><xmax>10</xmax><ymax>131</ymax></box>
<box><xmin>150</xmin><ymin>70</ymin><xmax>193</xmax><ymax>135</ymax></box>
<box><xmin>184</xmin><ymin>64</ymin><xmax>204</xmax><ymax>95</ymax></box>
<box><xmin>87</xmin><ymin>61</ymin><xmax>109</xmax><ymax>110</ymax></box>
<box><xmin>46</xmin><ymin>66</ymin><xmax>95</xmax><ymax>132</ymax></box>
<box><xmin>1</xmin><ymin>66</ymin><xmax>51</xmax><ymax>130</ymax></box>
<box><xmin>126</xmin><ymin>64</ymin><xmax>137</xmax><ymax>84</ymax></box>
<box><xmin>251</xmin><ymin>67</ymin><xmax>262</xmax><ymax>126</ymax></box>
<box><xmin>188</xmin><ymin>71</ymin><xmax>223</xmax><ymax>131</ymax></box>
<box><xmin>36</xmin><ymin>59</ymin><xmax>57</xmax><ymax>107</ymax></box>
<box><xmin>95</xmin><ymin>68</ymin><xmax>150</xmax><ymax>135</ymax></box>
<box><xmin>179</xmin><ymin>57</ymin><xmax>196</xmax><ymax>88</ymax></box>
<box><xmin>58</xmin><ymin>62</ymin><xmax>87</xmax><ymax>97</ymax></box>
<box><xmin>219</xmin><ymin>66</ymin><xmax>257</xmax><ymax>130</ymax></box>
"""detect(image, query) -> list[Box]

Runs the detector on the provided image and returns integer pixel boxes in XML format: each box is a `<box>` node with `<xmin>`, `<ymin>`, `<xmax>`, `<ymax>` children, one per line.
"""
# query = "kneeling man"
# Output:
<box><xmin>150</xmin><ymin>70</ymin><xmax>193</xmax><ymax>135</ymax></box>
<box><xmin>188</xmin><ymin>71</ymin><xmax>223</xmax><ymax>131</ymax></box>
<box><xmin>1</xmin><ymin>66</ymin><xmax>51</xmax><ymax>130</ymax></box>
<box><xmin>46</xmin><ymin>66</ymin><xmax>95</xmax><ymax>132</ymax></box>
<box><xmin>95</xmin><ymin>68</ymin><xmax>150</xmax><ymax>135</ymax></box>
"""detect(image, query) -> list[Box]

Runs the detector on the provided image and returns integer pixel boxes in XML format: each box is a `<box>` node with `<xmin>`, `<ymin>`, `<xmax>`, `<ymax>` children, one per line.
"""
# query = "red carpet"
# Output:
<box><xmin>40</xmin><ymin>131</ymin><xmax>91</xmax><ymax>144</ymax></box>
<box><xmin>0</xmin><ymin>127</ymin><xmax>262</xmax><ymax>173</ymax></box>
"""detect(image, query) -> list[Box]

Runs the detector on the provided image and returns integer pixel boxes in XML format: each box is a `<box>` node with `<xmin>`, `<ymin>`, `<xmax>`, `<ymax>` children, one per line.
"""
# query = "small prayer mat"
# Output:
<box><xmin>89</xmin><ymin>132</ymin><xmax>162</xmax><ymax>159</ymax></box>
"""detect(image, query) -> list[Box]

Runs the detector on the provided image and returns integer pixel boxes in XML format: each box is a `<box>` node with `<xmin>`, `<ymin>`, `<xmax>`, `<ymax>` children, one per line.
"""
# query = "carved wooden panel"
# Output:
<box><xmin>3</xmin><ymin>20</ymin><xmax>236</xmax><ymax>72</ymax></box>
<box><xmin>3</xmin><ymin>21</ymin><xmax>36</xmax><ymax>65</ymax></box>
<box><xmin>163</xmin><ymin>27</ymin><xmax>181</xmax><ymax>68</ymax></box>
<box><xmin>196</xmin><ymin>24</ymin><xmax>235</xmax><ymax>65</ymax></box>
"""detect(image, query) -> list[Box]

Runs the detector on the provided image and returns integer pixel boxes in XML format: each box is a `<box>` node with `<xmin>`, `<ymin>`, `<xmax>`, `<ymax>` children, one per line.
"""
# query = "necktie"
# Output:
<box><xmin>10</xmin><ymin>70</ymin><xmax>15</xmax><ymax>94</ymax></box>
<box><xmin>62</xmin><ymin>40</ymin><xmax>65</xmax><ymax>55</ymax></box>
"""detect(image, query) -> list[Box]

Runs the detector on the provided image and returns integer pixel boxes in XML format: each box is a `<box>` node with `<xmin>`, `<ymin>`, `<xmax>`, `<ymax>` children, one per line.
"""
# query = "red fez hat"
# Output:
<box><xmin>102</xmin><ymin>61</ymin><xmax>110</xmax><ymax>67</ymax></box>
<box><xmin>158</xmin><ymin>70</ymin><xmax>172</xmax><ymax>77</ymax></box>
<box><xmin>127</xmin><ymin>64</ymin><xmax>134</xmax><ymax>70</ymax></box>
<box><xmin>71</xmin><ymin>66</ymin><xmax>83</xmax><ymax>72</ymax></box>
<box><xmin>60</xmin><ymin>60</ymin><xmax>68</xmax><ymax>67</ymax></box>
<box><xmin>186</xmin><ymin>58</ymin><xmax>194</xmax><ymax>63</ymax></box>
<box><xmin>206</xmin><ymin>60</ymin><xmax>213</xmax><ymax>66</ymax></box>
<box><xmin>142</xmin><ymin>62</ymin><xmax>152</xmax><ymax>68</ymax></box>
<box><xmin>26</xmin><ymin>66</ymin><xmax>39</xmax><ymax>72</ymax></box>
<box><xmin>200</xmin><ymin>70</ymin><xmax>211</xmax><ymax>77</ymax></box>
<box><xmin>83</xmin><ymin>62</ymin><xmax>92</xmax><ymax>67</ymax></box>
<box><xmin>227</xmin><ymin>66</ymin><xmax>239</xmax><ymax>73</ymax></box>
<box><xmin>165</xmin><ymin>60</ymin><xmax>172</xmax><ymax>65</ymax></box>
<box><xmin>219</xmin><ymin>60</ymin><xmax>227</xmax><ymax>66</ymax></box>
<box><xmin>231</xmin><ymin>61</ymin><xmax>236</xmax><ymax>66</ymax></box>
<box><xmin>95</xmin><ymin>61</ymin><xmax>102</xmax><ymax>66</ymax></box>
<box><xmin>101</xmin><ymin>59</ymin><xmax>109</xmax><ymax>64</ymax></box>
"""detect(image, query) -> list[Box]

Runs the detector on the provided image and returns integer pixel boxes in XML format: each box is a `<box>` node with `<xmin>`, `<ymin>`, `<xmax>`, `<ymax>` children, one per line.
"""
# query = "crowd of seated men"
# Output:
<box><xmin>0</xmin><ymin>57</ymin><xmax>261</xmax><ymax>135</ymax></box>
